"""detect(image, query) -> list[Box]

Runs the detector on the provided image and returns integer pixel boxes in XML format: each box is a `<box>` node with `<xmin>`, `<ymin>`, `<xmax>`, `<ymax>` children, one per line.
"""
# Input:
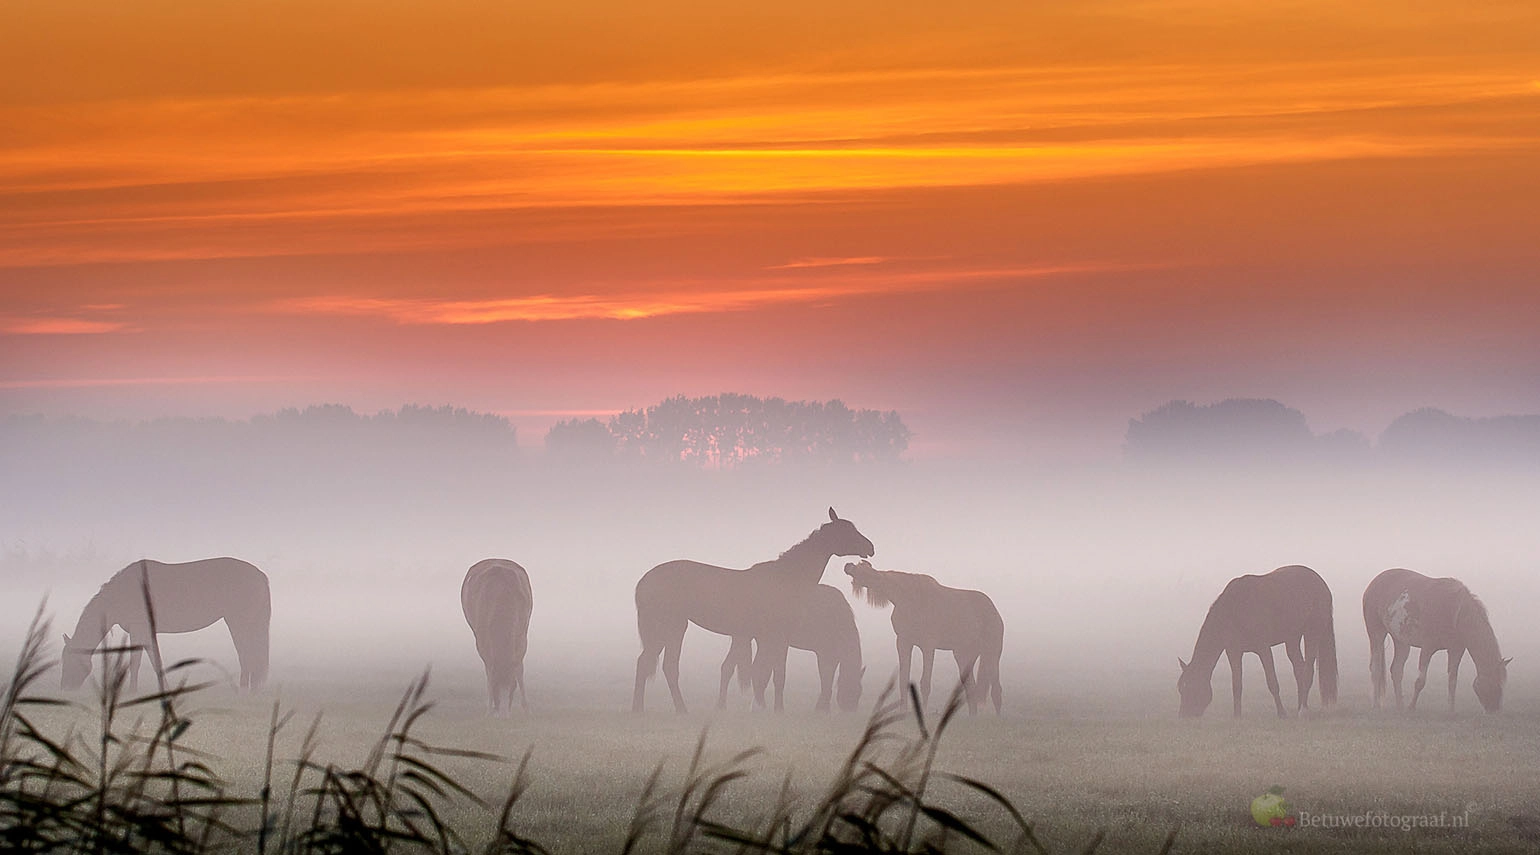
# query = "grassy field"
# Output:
<box><xmin>11</xmin><ymin>662</ymin><xmax>1540</xmax><ymax>855</ymax></box>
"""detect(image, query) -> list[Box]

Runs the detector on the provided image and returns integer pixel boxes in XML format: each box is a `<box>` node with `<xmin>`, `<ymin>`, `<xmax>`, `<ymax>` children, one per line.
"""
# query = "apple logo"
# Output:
<box><xmin>1251</xmin><ymin>785</ymin><xmax>1291</xmax><ymax>828</ymax></box>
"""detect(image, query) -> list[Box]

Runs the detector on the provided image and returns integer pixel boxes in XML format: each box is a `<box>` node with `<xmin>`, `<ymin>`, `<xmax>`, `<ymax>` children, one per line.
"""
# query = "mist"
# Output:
<box><xmin>4</xmin><ymin>400</ymin><xmax>1536</xmax><ymax>719</ymax></box>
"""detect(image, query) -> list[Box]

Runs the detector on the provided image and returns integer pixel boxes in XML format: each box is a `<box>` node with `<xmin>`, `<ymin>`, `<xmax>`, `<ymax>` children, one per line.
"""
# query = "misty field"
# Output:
<box><xmin>11</xmin><ymin>662</ymin><xmax>1540</xmax><ymax>855</ymax></box>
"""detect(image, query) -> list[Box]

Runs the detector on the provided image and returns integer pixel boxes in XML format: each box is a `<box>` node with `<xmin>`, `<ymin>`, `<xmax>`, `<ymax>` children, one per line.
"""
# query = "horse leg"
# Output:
<box><xmin>482</xmin><ymin>660</ymin><xmax>500</xmax><ymax>715</ymax></box>
<box><xmin>1446</xmin><ymin>647</ymin><xmax>1464</xmax><ymax>712</ymax></box>
<box><xmin>515</xmin><ymin>658</ymin><xmax>529</xmax><ymax>712</ymax></box>
<box><xmin>749</xmin><ymin>642</ymin><xmax>772</xmax><ymax>710</ymax></box>
<box><xmin>918</xmin><ymin>647</ymin><xmax>936</xmax><ymax>710</ymax></box>
<box><xmin>718</xmin><ymin>637</ymin><xmax>749</xmax><ymax>710</ymax></box>
<box><xmin>662</xmin><ymin>630</ymin><xmax>688</xmax><ymax>715</ymax></box>
<box><xmin>1389</xmin><ymin>640</ymin><xmax>1410</xmax><ymax>710</ymax></box>
<box><xmin>1227</xmin><ymin>649</ymin><xmax>1244</xmax><ymax>717</ymax></box>
<box><xmin>1409</xmin><ymin>646</ymin><xmax>1436</xmax><ymax>711</ymax></box>
<box><xmin>896</xmin><ymin>638</ymin><xmax>914</xmax><ymax>709</ymax></box>
<box><xmin>226</xmin><ymin>613</ymin><xmax>270</xmax><ymax>693</ymax></box>
<box><xmin>953</xmin><ymin>649</ymin><xmax>979</xmax><ymax>715</ymax></box>
<box><xmin>750</xmin><ymin>641</ymin><xmax>789</xmax><ymax>713</ymax></box>
<box><xmin>815</xmin><ymin>652</ymin><xmax>835</xmax><ymax>713</ymax></box>
<box><xmin>632</xmin><ymin>620</ymin><xmax>670</xmax><ymax>715</ymax></box>
<box><xmin>128</xmin><ymin>645</ymin><xmax>143</xmax><ymax>695</ymax></box>
<box><xmin>1285</xmin><ymin>638</ymin><xmax>1311</xmax><ymax>713</ymax></box>
<box><xmin>1258</xmin><ymin>646</ymin><xmax>1287</xmax><ymax>718</ymax></box>
<box><xmin>773</xmin><ymin>648</ymin><xmax>788</xmax><ymax>713</ymax></box>
<box><xmin>126</xmin><ymin>627</ymin><xmax>162</xmax><ymax>694</ymax></box>
<box><xmin>1368</xmin><ymin>628</ymin><xmax>1387</xmax><ymax>709</ymax></box>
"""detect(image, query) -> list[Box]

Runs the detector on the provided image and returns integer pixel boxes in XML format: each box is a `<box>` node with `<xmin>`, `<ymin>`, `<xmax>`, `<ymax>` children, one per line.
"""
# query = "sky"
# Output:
<box><xmin>2</xmin><ymin>1</ymin><xmax>1538</xmax><ymax>460</ymax></box>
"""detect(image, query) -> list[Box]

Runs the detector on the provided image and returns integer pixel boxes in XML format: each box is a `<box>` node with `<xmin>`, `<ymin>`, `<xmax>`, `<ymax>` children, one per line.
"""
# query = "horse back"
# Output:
<box><xmin>1363</xmin><ymin>567</ymin><xmax>1467</xmax><ymax>648</ymax></box>
<box><xmin>461</xmin><ymin>559</ymin><xmax>533</xmax><ymax>640</ymax></box>
<box><xmin>1210</xmin><ymin>566</ymin><xmax>1329</xmax><ymax>649</ymax></box>
<box><xmin>115</xmin><ymin>558</ymin><xmax>269</xmax><ymax>632</ymax></box>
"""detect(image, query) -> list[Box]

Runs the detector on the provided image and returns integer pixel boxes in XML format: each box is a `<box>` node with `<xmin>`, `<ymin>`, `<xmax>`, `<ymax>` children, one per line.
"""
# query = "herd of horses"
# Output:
<box><xmin>54</xmin><ymin>508</ymin><xmax>1510</xmax><ymax>718</ymax></box>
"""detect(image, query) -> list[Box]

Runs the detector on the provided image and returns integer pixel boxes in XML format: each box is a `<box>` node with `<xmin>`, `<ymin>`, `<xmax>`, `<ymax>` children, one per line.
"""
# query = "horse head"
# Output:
<box><xmin>820</xmin><ymin>508</ymin><xmax>874</xmax><ymax>559</ymax></box>
<box><xmin>837</xmin><ymin>665</ymin><xmax>865</xmax><ymax>713</ymax></box>
<box><xmin>1474</xmin><ymin>656</ymin><xmax>1511</xmax><ymax>713</ymax></box>
<box><xmin>60</xmin><ymin>633</ymin><xmax>92</xmax><ymax>690</ymax></box>
<box><xmin>1177</xmin><ymin>658</ymin><xmax>1212</xmax><ymax>718</ymax></box>
<box><xmin>843</xmin><ymin>560</ymin><xmax>887</xmax><ymax>606</ymax></box>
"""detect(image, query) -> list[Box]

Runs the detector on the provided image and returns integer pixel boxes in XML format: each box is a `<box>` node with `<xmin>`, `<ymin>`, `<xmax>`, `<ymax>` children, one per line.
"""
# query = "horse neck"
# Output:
<box><xmin>69</xmin><ymin>592</ymin><xmax>113</xmax><ymax>649</ymax></box>
<box><xmin>1460</xmin><ymin>606</ymin><xmax>1504</xmax><ymax>673</ymax></box>
<box><xmin>774</xmin><ymin>531</ymin><xmax>836</xmax><ymax>584</ymax></box>
<box><xmin>1187</xmin><ymin>613</ymin><xmax>1228</xmax><ymax>677</ymax></box>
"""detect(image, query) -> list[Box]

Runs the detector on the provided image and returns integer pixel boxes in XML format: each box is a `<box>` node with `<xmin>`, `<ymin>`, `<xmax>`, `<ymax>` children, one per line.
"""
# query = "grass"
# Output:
<box><xmin>5</xmin><ymin>607</ymin><xmax>1539</xmax><ymax>854</ymax></box>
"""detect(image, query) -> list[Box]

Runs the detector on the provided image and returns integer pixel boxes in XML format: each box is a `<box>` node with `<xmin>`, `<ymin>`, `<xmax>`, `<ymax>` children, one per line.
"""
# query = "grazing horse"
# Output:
<box><xmin>1177</xmin><ymin>565</ymin><xmax>1337</xmax><ymax>718</ymax></box>
<box><xmin>1363</xmin><ymin>568</ymin><xmax>1509</xmax><ymax>713</ymax></box>
<box><xmin>461</xmin><ymin>559</ymin><xmax>534</xmax><ymax>715</ymax></box>
<box><xmin>62</xmin><ymin>558</ymin><xmax>271</xmax><ymax>693</ymax></box>
<box><xmin>715</xmin><ymin>583</ymin><xmax>864</xmax><ymax>713</ymax></box>
<box><xmin>632</xmin><ymin>508</ymin><xmax>875</xmax><ymax>714</ymax></box>
<box><xmin>843</xmin><ymin>560</ymin><xmax>1004</xmax><ymax>715</ymax></box>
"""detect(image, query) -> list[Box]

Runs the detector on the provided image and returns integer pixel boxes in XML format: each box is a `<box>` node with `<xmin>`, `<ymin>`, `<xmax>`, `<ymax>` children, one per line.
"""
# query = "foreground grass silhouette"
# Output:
<box><xmin>3</xmin><ymin>606</ymin><xmax>1173</xmax><ymax>855</ymax></box>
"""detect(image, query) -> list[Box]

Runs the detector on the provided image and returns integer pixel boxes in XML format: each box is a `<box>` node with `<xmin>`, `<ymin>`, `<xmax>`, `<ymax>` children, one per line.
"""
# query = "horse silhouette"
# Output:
<box><xmin>62</xmin><ymin>558</ymin><xmax>271</xmax><ymax>693</ymax></box>
<box><xmin>1177</xmin><ymin>564</ymin><xmax>1337</xmax><ymax>718</ymax></box>
<box><xmin>1363</xmin><ymin>568</ymin><xmax>1509</xmax><ymax>712</ymax></box>
<box><xmin>715</xmin><ymin>583</ymin><xmax>864</xmax><ymax>713</ymax></box>
<box><xmin>632</xmin><ymin>507</ymin><xmax>875</xmax><ymax>713</ymax></box>
<box><xmin>461</xmin><ymin>558</ymin><xmax>534</xmax><ymax>715</ymax></box>
<box><xmin>843</xmin><ymin>560</ymin><xmax>1003</xmax><ymax>715</ymax></box>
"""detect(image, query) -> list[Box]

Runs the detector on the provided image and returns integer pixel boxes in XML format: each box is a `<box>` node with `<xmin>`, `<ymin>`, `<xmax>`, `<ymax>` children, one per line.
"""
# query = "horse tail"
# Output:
<box><xmin>233</xmin><ymin>573</ymin><xmax>272</xmax><ymax>691</ymax></box>
<box><xmin>1316</xmin><ymin>606</ymin><xmax>1338</xmax><ymax>708</ymax></box>
<box><xmin>978</xmin><ymin>596</ymin><xmax>1005</xmax><ymax>712</ymax></box>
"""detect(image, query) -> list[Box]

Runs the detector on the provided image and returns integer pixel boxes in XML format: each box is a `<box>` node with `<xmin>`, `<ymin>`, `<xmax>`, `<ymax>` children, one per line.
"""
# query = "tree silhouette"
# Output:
<box><xmin>1123</xmin><ymin>398</ymin><xmax>1371</xmax><ymax>466</ymax></box>
<box><xmin>544</xmin><ymin>393</ymin><xmax>910</xmax><ymax>466</ymax></box>
<box><xmin>1378</xmin><ymin>408</ymin><xmax>1540</xmax><ymax>468</ymax></box>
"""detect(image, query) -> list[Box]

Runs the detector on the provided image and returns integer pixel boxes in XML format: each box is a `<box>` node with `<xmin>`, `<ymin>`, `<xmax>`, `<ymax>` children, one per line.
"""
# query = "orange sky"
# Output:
<box><xmin>2</xmin><ymin>1</ymin><xmax>1538</xmax><ymax>458</ymax></box>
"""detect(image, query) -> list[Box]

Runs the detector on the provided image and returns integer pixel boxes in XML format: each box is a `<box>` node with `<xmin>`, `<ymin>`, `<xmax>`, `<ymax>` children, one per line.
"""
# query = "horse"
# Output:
<box><xmin>843</xmin><ymin>560</ymin><xmax>1003</xmax><ymax>715</ymax></box>
<box><xmin>461</xmin><ymin>558</ymin><xmax>534</xmax><ymax>716</ymax></box>
<box><xmin>1177</xmin><ymin>564</ymin><xmax>1337</xmax><ymax>718</ymax></box>
<box><xmin>1363</xmin><ymin>568</ymin><xmax>1509</xmax><ymax>713</ymax></box>
<box><xmin>715</xmin><ymin>583</ymin><xmax>864</xmax><ymax>713</ymax></box>
<box><xmin>632</xmin><ymin>507</ymin><xmax>875</xmax><ymax>714</ymax></box>
<box><xmin>62</xmin><ymin>558</ymin><xmax>271</xmax><ymax>693</ymax></box>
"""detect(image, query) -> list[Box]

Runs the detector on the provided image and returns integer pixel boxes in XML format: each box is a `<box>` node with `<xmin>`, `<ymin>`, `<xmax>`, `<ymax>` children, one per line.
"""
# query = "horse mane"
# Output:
<box><xmin>778</xmin><ymin>525</ymin><xmax>824</xmax><ymax>560</ymax></box>
<box><xmin>857</xmin><ymin>583</ymin><xmax>891</xmax><ymax>608</ymax></box>
<box><xmin>851</xmin><ymin>568</ymin><xmax>939</xmax><ymax>609</ymax></box>
<box><xmin>1454</xmin><ymin>588</ymin><xmax>1492</xmax><ymax>631</ymax></box>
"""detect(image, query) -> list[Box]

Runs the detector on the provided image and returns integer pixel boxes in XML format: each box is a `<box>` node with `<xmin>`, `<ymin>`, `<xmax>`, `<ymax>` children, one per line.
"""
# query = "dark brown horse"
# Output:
<box><xmin>62</xmin><ymin>558</ymin><xmax>271</xmax><ymax>693</ymax></box>
<box><xmin>461</xmin><ymin>558</ymin><xmax>534</xmax><ymax>715</ymax></box>
<box><xmin>1363</xmin><ymin>568</ymin><xmax>1509</xmax><ymax>713</ymax></box>
<box><xmin>715</xmin><ymin>583</ymin><xmax>864</xmax><ymax>713</ymax></box>
<box><xmin>1178</xmin><ymin>565</ymin><xmax>1337</xmax><ymax>718</ymax></box>
<box><xmin>632</xmin><ymin>508</ymin><xmax>874</xmax><ymax>714</ymax></box>
<box><xmin>843</xmin><ymin>560</ymin><xmax>1004</xmax><ymax>715</ymax></box>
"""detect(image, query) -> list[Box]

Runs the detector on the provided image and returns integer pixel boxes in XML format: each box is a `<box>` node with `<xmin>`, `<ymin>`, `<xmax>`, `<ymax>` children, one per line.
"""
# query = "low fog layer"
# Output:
<box><xmin>3</xmin><ymin>399</ymin><xmax>1536</xmax><ymax>716</ymax></box>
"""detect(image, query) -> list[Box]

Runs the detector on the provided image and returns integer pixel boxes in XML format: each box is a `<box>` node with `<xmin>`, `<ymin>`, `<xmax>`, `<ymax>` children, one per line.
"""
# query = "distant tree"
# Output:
<box><xmin>1379</xmin><ymin>408</ymin><xmax>1540</xmax><ymax>468</ymax></box>
<box><xmin>545</xmin><ymin>417</ymin><xmax>615</xmax><ymax>462</ymax></box>
<box><xmin>1122</xmin><ymin>397</ymin><xmax>1389</xmax><ymax>468</ymax></box>
<box><xmin>549</xmin><ymin>393</ymin><xmax>910</xmax><ymax>467</ymax></box>
<box><xmin>1125</xmin><ymin>398</ymin><xmax>1317</xmax><ymax>464</ymax></box>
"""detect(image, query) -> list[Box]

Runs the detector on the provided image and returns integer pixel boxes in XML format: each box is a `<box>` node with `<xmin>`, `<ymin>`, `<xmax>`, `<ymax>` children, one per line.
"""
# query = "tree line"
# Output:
<box><xmin>545</xmin><ymin>394</ymin><xmax>911</xmax><ymax>467</ymax></box>
<box><xmin>1124</xmin><ymin>398</ymin><xmax>1540</xmax><ymax>468</ymax></box>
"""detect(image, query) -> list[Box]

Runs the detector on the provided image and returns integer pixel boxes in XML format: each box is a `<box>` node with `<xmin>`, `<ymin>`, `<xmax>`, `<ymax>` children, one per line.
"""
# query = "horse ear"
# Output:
<box><xmin>1178</xmin><ymin>658</ymin><xmax>1189</xmax><ymax>672</ymax></box>
<box><xmin>828</xmin><ymin>507</ymin><xmax>838</xmax><ymax>521</ymax></box>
